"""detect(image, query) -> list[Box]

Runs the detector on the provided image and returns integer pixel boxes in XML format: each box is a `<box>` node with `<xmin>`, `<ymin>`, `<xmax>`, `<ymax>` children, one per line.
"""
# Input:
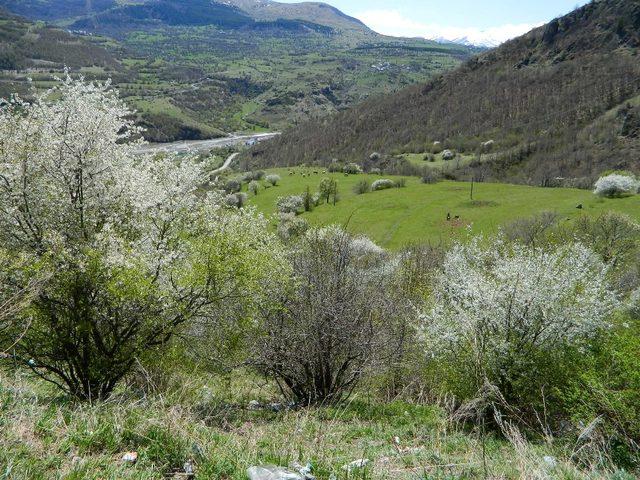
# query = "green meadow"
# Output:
<box><xmin>247</xmin><ymin>168</ymin><xmax>640</xmax><ymax>249</ymax></box>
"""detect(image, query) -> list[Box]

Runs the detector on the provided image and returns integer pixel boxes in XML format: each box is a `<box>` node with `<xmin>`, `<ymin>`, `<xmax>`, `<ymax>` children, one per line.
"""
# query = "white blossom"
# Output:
<box><xmin>350</xmin><ymin>235</ymin><xmax>385</xmax><ymax>257</ymax></box>
<box><xmin>0</xmin><ymin>75</ymin><xmax>283</xmax><ymax>297</ymax></box>
<box><xmin>593</xmin><ymin>174</ymin><xmax>639</xmax><ymax>197</ymax></box>
<box><xmin>421</xmin><ymin>240</ymin><xmax>618</xmax><ymax>361</ymax></box>
<box><xmin>371</xmin><ymin>179</ymin><xmax>395</xmax><ymax>191</ymax></box>
<box><xmin>277</xmin><ymin>212</ymin><xmax>309</xmax><ymax>241</ymax></box>
<box><xmin>265</xmin><ymin>174</ymin><xmax>281</xmax><ymax>186</ymax></box>
<box><xmin>276</xmin><ymin>195</ymin><xmax>304</xmax><ymax>214</ymax></box>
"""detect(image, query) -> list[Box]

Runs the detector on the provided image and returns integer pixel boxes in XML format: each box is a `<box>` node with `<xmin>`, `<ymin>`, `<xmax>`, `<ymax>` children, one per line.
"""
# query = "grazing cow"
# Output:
<box><xmin>447</xmin><ymin>213</ymin><xmax>451</xmax><ymax>221</ymax></box>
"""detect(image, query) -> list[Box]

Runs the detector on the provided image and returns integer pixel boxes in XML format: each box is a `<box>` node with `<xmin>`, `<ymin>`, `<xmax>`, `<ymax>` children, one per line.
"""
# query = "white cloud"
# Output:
<box><xmin>356</xmin><ymin>9</ymin><xmax>543</xmax><ymax>47</ymax></box>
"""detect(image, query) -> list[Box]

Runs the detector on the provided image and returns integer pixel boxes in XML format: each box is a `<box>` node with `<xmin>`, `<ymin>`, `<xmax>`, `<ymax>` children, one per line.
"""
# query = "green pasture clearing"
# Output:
<box><xmin>401</xmin><ymin>152</ymin><xmax>476</xmax><ymax>170</ymax></box>
<box><xmin>246</xmin><ymin>168</ymin><xmax>640</xmax><ymax>249</ymax></box>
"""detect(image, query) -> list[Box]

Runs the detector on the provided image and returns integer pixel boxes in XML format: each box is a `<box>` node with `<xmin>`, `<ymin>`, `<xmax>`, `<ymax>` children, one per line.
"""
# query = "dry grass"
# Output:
<box><xmin>0</xmin><ymin>369</ymin><xmax>635</xmax><ymax>480</ymax></box>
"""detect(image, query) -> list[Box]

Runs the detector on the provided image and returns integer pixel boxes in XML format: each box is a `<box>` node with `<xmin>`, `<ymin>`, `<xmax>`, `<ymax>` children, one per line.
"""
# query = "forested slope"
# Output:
<box><xmin>249</xmin><ymin>0</ymin><xmax>640</xmax><ymax>184</ymax></box>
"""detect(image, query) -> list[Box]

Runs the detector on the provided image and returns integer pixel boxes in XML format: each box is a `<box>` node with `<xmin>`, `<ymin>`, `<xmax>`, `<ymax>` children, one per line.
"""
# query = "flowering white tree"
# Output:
<box><xmin>248</xmin><ymin>180</ymin><xmax>260</xmax><ymax>196</ymax></box>
<box><xmin>593</xmin><ymin>173</ymin><xmax>639</xmax><ymax>197</ymax></box>
<box><xmin>343</xmin><ymin>162</ymin><xmax>363</xmax><ymax>174</ymax></box>
<box><xmin>371</xmin><ymin>179</ymin><xmax>395</xmax><ymax>191</ymax></box>
<box><xmin>421</xmin><ymin>240</ymin><xmax>618</xmax><ymax>402</ymax></box>
<box><xmin>265</xmin><ymin>174</ymin><xmax>281</xmax><ymax>186</ymax></box>
<box><xmin>277</xmin><ymin>212</ymin><xmax>309</xmax><ymax>242</ymax></box>
<box><xmin>0</xmin><ymin>77</ymin><xmax>286</xmax><ymax>399</ymax></box>
<box><xmin>276</xmin><ymin>195</ymin><xmax>304</xmax><ymax>214</ymax></box>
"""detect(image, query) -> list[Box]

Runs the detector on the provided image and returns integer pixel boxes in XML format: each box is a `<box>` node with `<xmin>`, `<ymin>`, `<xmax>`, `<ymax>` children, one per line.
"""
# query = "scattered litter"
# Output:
<box><xmin>121</xmin><ymin>451</ymin><xmax>138</xmax><ymax>464</ymax></box>
<box><xmin>290</xmin><ymin>461</ymin><xmax>315</xmax><ymax>479</ymax></box>
<box><xmin>342</xmin><ymin>459</ymin><xmax>370</xmax><ymax>472</ymax></box>
<box><xmin>247</xmin><ymin>465</ymin><xmax>303</xmax><ymax>480</ymax></box>
<box><xmin>183</xmin><ymin>459</ymin><xmax>195</xmax><ymax>477</ymax></box>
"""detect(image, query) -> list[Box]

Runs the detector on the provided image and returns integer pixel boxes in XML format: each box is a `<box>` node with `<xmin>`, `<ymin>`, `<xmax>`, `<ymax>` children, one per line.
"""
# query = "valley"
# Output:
<box><xmin>0</xmin><ymin>1</ymin><xmax>639</xmax><ymax>479</ymax></box>
<box><xmin>0</xmin><ymin>0</ymin><xmax>476</xmax><ymax>142</ymax></box>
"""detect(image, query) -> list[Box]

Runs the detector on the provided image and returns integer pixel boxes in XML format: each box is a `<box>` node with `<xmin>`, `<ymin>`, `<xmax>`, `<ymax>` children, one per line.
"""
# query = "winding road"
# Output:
<box><xmin>135</xmin><ymin>132</ymin><xmax>279</xmax><ymax>155</ymax></box>
<box><xmin>211</xmin><ymin>152</ymin><xmax>240</xmax><ymax>175</ymax></box>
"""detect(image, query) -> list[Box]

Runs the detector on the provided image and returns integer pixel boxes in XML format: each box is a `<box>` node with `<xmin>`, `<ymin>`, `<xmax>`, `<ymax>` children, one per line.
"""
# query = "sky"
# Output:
<box><xmin>278</xmin><ymin>0</ymin><xmax>591</xmax><ymax>45</ymax></box>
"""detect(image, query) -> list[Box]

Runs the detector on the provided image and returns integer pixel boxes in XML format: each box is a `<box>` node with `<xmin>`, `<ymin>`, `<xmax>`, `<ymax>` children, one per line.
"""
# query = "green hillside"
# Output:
<box><xmin>244</xmin><ymin>168</ymin><xmax>640</xmax><ymax>249</ymax></box>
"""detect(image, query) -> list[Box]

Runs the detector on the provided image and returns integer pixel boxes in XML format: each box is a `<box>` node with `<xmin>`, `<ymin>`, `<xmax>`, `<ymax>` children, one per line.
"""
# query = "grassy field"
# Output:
<box><xmin>1</xmin><ymin>369</ymin><xmax>622</xmax><ymax>480</ymax></box>
<box><xmin>245</xmin><ymin>168</ymin><xmax>640</xmax><ymax>249</ymax></box>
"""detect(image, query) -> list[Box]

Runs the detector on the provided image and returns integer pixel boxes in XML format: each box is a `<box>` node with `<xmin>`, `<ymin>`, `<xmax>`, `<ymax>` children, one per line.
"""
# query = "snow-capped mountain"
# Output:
<box><xmin>431</xmin><ymin>35</ymin><xmax>501</xmax><ymax>48</ymax></box>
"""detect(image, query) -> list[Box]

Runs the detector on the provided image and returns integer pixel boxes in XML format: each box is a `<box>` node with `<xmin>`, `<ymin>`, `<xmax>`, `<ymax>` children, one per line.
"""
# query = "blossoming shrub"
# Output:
<box><xmin>225</xmin><ymin>192</ymin><xmax>248</xmax><ymax>208</ymax></box>
<box><xmin>248</xmin><ymin>180</ymin><xmax>260</xmax><ymax>196</ymax></box>
<box><xmin>371</xmin><ymin>179</ymin><xmax>395</xmax><ymax>191</ymax></box>
<box><xmin>276</xmin><ymin>195</ymin><xmax>304</xmax><ymax>214</ymax></box>
<box><xmin>593</xmin><ymin>172</ymin><xmax>639</xmax><ymax>197</ymax></box>
<box><xmin>277</xmin><ymin>213</ymin><xmax>309</xmax><ymax>242</ymax></box>
<box><xmin>343</xmin><ymin>162</ymin><xmax>362</xmax><ymax>174</ymax></box>
<box><xmin>421</xmin><ymin>239</ymin><xmax>617</xmax><ymax>420</ymax></box>
<box><xmin>265</xmin><ymin>174</ymin><xmax>281</xmax><ymax>186</ymax></box>
<box><xmin>0</xmin><ymin>78</ymin><xmax>286</xmax><ymax>400</ymax></box>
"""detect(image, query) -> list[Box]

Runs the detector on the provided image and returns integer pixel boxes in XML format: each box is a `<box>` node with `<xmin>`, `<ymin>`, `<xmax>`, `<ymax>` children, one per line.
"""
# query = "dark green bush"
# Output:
<box><xmin>421</xmin><ymin>170</ymin><xmax>441</xmax><ymax>184</ymax></box>
<box><xmin>562</xmin><ymin>317</ymin><xmax>640</xmax><ymax>464</ymax></box>
<box><xmin>353</xmin><ymin>179</ymin><xmax>370</xmax><ymax>195</ymax></box>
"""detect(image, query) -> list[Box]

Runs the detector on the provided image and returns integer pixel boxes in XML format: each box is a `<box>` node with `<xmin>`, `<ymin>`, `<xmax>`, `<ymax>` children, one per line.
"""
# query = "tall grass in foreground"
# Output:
<box><xmin>0</xmin><ymin>368</ymin><xmax>634</xmax><ymax>480</ymax></box>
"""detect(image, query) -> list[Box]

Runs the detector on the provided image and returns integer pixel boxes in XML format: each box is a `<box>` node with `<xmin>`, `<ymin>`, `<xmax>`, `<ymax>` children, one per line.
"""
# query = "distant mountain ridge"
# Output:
<box><xmin>248</xmin><ymin>0</ymin><xmax>640</xmax><ymax>184</ymax></box>
<box><xmin>70</xmin><ymin>1</ymin><xmax>255</xmax><ymax>30</ymax></box>
<box><xmin>66</xmin><ymin>0</ymin><xmax>339</xmax><ymax>34</ymax></box>
<box><xmin>0</xmin><ymin>0</ymin><xmax>371</xmax><ymax>34</ymax></box>
<box><xmin>431</xmin><ymin>36</ymin><xmax>502</xmax><ymax>49</ymax></box>
<box><xmin>0</xmin><ymin>0</ymin><xmax>115</xmax><ymax>21</ymax></box>
<box><xmin>223</xmin><ymin>0</ymin><xmax>371</xmax><ymax>33</ymax></box>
